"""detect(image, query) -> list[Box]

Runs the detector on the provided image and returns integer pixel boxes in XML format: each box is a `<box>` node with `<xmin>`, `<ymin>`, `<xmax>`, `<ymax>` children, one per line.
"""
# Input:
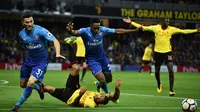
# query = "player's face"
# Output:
<box><xmin>22</xmin><ymin>17</ymin><xmax>34</xmax><ymax>31</ymax></box>
<box><xmin>94</xmin><ymin>94</ymin><xmax>106</xmax><ymax>104</ymax></box>
<box><xmin>161</xmin><ymin>21</ymin><xmax>169</xmax><ymax>29</ymax></box>
<box><xmin>91</xmin><ymin>23</ymin><xmax>100</xmax><ymax>34</ymax></box>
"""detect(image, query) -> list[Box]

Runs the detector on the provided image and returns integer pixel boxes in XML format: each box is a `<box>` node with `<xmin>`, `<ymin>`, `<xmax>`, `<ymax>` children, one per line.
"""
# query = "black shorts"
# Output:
<box><xmin>52</xmin><ymin>75</ymin><xmax>80</xmax><ymax>102</ymax></box>
<box><xmin>67</xmin><ymin>44</ymin><xmax>85</xmax><ymax>64</ymax></box>
<box><xmin>142</xmin><ymin>60</ymin><xmax>151</xmax><ymax>64</ymax></box>
<box><xmin>76</xmin><ymin>57</ymin><xmax>86</xmax><ymax>64</ymax></box>
<box><xmin>154</xmin><ymin>52</ymin><xmax>172</xmax><ymax>66</ymax></box>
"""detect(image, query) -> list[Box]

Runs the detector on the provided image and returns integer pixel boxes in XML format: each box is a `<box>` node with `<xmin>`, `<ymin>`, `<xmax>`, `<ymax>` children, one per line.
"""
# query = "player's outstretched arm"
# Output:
<box><xmin>109</xmin><ymin>79</ymin><xmax>122</xmax><ymax>101</ymax></box>
<box><xmin>53</xmin><ymin>38</ymin><xmax>66</xmax><ymax>59</ymax></box>
<box><xmin>66</xmin><ymin>22</ymin><xmax>79</xmax><ymax>35</ymax></box>
<box><xmin>172</xmin><ymin>27</ymin><xmax>199</xmax><ymax>34</ymax></box>
<box><xmin>115</xmin><ymin>28</ymin><xmax>140</xmax><ymax>34</ymax></box>
<box><xmin>123</xmin><ymin>17</ymin><xmax>155</xmax><ymax>32</ymax></box>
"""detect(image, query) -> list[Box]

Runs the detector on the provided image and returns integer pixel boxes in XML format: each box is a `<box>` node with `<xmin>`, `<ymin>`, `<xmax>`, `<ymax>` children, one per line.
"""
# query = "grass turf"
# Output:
<box><xmin>0</xmin><ymin>70</ymin><xmax>199</xmax><ymax>112</ymax></box>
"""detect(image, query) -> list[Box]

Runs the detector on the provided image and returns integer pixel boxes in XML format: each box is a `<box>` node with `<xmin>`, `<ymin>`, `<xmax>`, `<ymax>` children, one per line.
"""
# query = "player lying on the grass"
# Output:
<box><xmin>43</xmin><ymin>74</ymin><xmax>122</xmax><ymax>108</ymax></box>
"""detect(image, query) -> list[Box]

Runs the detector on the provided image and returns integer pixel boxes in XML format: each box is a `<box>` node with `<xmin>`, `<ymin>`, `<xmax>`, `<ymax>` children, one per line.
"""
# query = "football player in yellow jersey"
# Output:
<box><xmin>65</xmin><ymin>36</ymin><xmax>87</xmax><ymax>82</ymax></box>
<box><xmin>123</xmin><ymin>17</ymin><xmax>200</xmax><ymax>96</ymax></box>
<box><xmin>42</xmin><ymin>72</ymin><xmax>122</xmax><ymax>108</ymax></box>
<box><xmin>138</xmin><ymin>43</ymin><xmax>153</xmax><ymax>75</ymax></box>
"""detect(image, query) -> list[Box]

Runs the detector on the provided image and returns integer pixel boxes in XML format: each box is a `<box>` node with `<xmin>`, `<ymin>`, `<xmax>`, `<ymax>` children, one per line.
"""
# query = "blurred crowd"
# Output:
<box><xmin>0</xmin><ymin>20</ymin><xmax>200</xmax><ymax>66</ymax></box>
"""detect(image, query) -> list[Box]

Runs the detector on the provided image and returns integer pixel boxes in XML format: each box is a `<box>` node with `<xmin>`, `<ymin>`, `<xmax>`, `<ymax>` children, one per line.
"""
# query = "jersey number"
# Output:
<box><xmin>36</xmin><ymin>69</ymin><xmax>43</xmax><ymax>78</ymax></box>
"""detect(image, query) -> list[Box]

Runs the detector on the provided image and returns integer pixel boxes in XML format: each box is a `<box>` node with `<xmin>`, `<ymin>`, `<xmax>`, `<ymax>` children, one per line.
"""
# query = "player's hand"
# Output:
<box><xmin>66</xmin><ymin>22</ymin><xmax>74</xmax><ymax>31</ymax></box>
<box><xmin>197</xmin><ymin>28</ymin><xmax>200</xmax><ymax>32</ymax></box>
<box><xmin>123</xmin><ymin>17</ymin><xmax>132</xmax><ymax>24</ymax></box>
<box><xmin>115</xmin><ymin>79</ymin><xmax>122</xmax><ymax>89</ymax></box>
<box><xmin>80</xmin><ymin>87</ymin><xmax>87</xmax><ymax>95</ymax></box>
<box><xmin>56</xmin><ymin>54</ymin><xmax>66</xmax><ymax>59</ymax></box>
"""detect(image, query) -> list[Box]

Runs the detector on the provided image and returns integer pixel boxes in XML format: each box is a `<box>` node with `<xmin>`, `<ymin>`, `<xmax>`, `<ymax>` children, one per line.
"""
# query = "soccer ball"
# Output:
<box><xmin>182</xmin><ymin>98</ymin><xmax>198</xmax><ymax>112</ymax></box>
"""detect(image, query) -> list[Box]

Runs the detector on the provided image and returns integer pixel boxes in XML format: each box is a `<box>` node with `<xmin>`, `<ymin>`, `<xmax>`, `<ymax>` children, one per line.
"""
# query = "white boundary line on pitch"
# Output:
<box><xmin>0</xmin><ymin>85</ymin><xmax>200</xmax><ymax>101</ymax></box>
<box><xmin>0</xmin><ymin>106</ymin><xmax>181</xmax><ymax>110</ymax></box>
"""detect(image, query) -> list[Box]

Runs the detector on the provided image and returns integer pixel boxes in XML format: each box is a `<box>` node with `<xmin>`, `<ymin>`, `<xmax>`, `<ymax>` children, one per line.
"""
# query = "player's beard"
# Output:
<box><xmin>26</xmin><ymin>25</ymin><xmax>33</xmax><ymax>31</ymax></box>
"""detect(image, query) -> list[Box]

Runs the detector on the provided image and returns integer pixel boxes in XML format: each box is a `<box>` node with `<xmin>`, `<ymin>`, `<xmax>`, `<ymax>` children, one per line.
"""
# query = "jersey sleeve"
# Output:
<box><xmin>41</xmin><ymin>28</ymin><xmax>55</xmax><ymax>41</ymax></box>
<box><xmin>101</xmin><ymin>27</ymin><xmax>115</xmax><ymax>35</ymax></box>
<box><xmin>131</xmin><ymin>21</ymin><xmax>156</xmax><ymax>32</ymax></box>
<box><xmin>171</xmin><ymin>27</ymin><xmax>198</xmax><ymax>34</ymax></box>
<box><xmin>77</xmin><ymin>28</ymin><xmax>86</xmax><ymax>35</ymax></box>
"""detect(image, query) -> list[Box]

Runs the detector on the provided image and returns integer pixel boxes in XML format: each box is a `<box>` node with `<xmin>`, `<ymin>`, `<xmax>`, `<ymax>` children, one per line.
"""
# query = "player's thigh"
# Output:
<box><xmin>87</xmin><ymin>59</ymin><xmax>102</xmax><ymax>76</ymax></box>
<box><xmin>65</xmin><ymin>74</ymin><xmax>80</xmax><ymax>89</ymax></box>
<box><xmin>31</xmin><ymin>63</ymin><xmax>48</xmax><ymax>82</ymax></box>
<box><xmin>166</xmin><ymin>52</ymin><xmax>173</xmax><ymax>63</ymax></box>
<box><xmin>20</xmin><ymin>63</ymin><xmax>31</xmax><ymax>87</ymax></box>
<box><xmin>154</xmin><ymin>52</ymin><xmax>163</xmax><ymax>66</ymax></box>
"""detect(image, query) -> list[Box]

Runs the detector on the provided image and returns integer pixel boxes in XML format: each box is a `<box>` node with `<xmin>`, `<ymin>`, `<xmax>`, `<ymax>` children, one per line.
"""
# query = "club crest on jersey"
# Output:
<box><xmin>47</xmin><ymin>32</ymin><xmax>53</xmax><ymax>37</ymax></box>
<box><xmin>99</xmin><ymin>32</ymin><xmax>102</xmax><ymax>36</ymax></box>
<box><xmin>35</xmin><ymin>35</ymin><xmax>39</xmax><ymax>40</ymax></box>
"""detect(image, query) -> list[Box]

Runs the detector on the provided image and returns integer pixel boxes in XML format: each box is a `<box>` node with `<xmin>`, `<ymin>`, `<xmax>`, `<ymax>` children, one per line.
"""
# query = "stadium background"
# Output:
<box><xmin>0</xmin><ymin>0</ymin><xmax>200</xmax><ymax>112</ymax></box>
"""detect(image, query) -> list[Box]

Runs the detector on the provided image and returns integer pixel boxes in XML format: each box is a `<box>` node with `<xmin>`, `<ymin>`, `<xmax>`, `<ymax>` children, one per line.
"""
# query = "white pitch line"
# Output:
<box><xmin>121</xmin><ymin>93</ymin><xmax>200</xmax><ymax>101</ymax></box>
<box><xmin>0</xmin><ymin>106</ymin><xmax>181</xmax><ymax>111</ymax></box>
<box><xmin>1</xmin><ymin>85</ymin><xmax>200</xmax><ymax>101</ymax></box>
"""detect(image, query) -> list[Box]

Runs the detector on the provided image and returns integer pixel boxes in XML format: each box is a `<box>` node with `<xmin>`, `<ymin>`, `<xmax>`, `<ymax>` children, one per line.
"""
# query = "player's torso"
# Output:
<box><xmin>19</xmin><ymin>26</ymin><xmax>48</xmax><ymax>62</ymax></box>
<box><xmin>81</xmin><ymin>27</ymin><xmax>106</xmax><ymax>58</ymax></box>
<box><xmin>154</xmin><ymin>25</ymin><xmax>173</xmax><ymax>53</ymax></box>
<box><xmin>142</xmin><ymin>47</ymin><xmax>152</xmax><ymax>60</ymax></box>
<box><xmin>79</xmin><ymin>91</ymin><xmax>97</xmax><ymax>107</ymax></box>
<box><xmin>74</xmin><ymin>37</ymin><xmax>86</xmax><ymax>57</ymax></box>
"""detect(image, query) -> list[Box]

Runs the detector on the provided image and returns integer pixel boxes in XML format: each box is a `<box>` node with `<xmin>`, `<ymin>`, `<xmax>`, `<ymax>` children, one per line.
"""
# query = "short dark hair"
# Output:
<box><xmin>21</xmin><ymin>11</ymin><xmax>33</xmax><ymax>21</ymax></box>
<box><xmin>90</xmin><ymin>18</ymin><xmax>100</xmax><ymax>24</ymax></box>
<box><xmin>103</xmin><ymin>96</ymin><xmax>109</xmax><ymax>105</ymax></box>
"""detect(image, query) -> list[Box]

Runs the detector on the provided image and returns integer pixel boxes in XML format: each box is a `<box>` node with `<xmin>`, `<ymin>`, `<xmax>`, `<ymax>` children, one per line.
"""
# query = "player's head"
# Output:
<box><xmin>94</xmin><ymin>93</ymin><xmax>109</xmax><ymax>105</ymax></box>
<box><xmin>21</xmin><ymin>11</ymin><xmax>34</xmax><ymax>31</ymax></box>
<box><xmin>90</xmin><ymin>18</ymin><xmax>100</xmax><ymax>34</ymax></box>
<box><xmin>161</xmin><ymin>19</ymin><xmax>170</xmax><ymax>29</ymax></box>
<box><xmin>148</xmin><ymin>43</ymin><xmax>153</xmax><ymax>48</ymax></box>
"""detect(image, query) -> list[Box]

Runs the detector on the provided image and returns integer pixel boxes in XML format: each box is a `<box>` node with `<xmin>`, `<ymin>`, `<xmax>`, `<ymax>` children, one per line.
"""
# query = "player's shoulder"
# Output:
<box><xmin>79</xmin><ymin>27</ymin><xmax>89</xmax><ymax>32</ymax></box>
<box><xmin>19</xmin><ymin>28</ymin><xmax>26</xmax><ymax>37</ymax></box>
<box><xmin>34</xmin><ymin>25</ymin><xmax>45</xmax><ymax>30</ymax></box>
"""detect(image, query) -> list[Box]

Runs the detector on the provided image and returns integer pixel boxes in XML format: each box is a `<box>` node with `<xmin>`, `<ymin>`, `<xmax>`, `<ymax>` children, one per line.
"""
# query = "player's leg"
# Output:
<box><xmin>81</xmin><ymin>61</ymin><xmax>87</xmax><ymax>81</ymax></box>
<box><xmin>87</xmin><ymin>59</ymin><xmax>109</xmax><ymax>93</ymax></box>
<box><xmin>154</xmin><ymin>52</ymin><xmax>163</xmax><ymax>93</ymax></box>
<box><xmin>148</xmin><ymin>62</ymin><xmax>153</xmax><ymax>75</ymax></box>
<box><xmin>166</xmin><ymin>52</ymin><xmax>175</xmax><ymax>96</ymax></box>
<box><xmin>138</xmin><ymin>61</ymin><xmax>144</xmax><ymax>75</ymax></box>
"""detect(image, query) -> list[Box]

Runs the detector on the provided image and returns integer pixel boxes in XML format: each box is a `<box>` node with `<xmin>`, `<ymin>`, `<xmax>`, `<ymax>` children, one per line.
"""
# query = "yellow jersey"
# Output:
<box><xmin>67</xmin><ymin>89</ymin><xmax>98</xmax><ymax>108</ymax></box>
<box><xmin>142</xmin><ymin>47</ymin><xmax>152</xmax><ymax>61</ymax></box>
<box><xmin>131</xmin><ymin>22</ymin><xmax>197</xmax><ymax>53</ymax></box>
<box><xmin>72</xmin><ymin>37</ymin><xmax>85</xmax><ymax>57</ymax></box>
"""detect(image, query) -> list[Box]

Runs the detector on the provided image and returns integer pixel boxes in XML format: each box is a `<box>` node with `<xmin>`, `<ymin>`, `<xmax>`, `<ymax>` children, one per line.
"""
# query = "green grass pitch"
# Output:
<box><xmin>0</xmin><ymin>70</ymin><xmax>199</xmax><ymax>112</ymax></box>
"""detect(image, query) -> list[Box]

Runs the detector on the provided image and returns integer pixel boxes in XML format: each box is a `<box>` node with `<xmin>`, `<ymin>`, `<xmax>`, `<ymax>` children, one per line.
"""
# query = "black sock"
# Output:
<box><xmin>138</xmin><ymin>66</ymin><xmax>143</xmax><ymax>73</ymax></box>
<box><xmin>81</xmin><ymin>68</ymin><xmax>86</xmax><ymax>80</ymax></box>
<box><xmin>149</xmin><ymin>66</ymin><xmax>152</xmax><ymax>73</ymax></box>
<box><xmin>155</xmin><ymin>72</ymin><xmax>161</xmax><ymax>88</ymax></box>
<box><xmin>169</xmin><ymin>72</ymin><xmax>174</xmax><ymax>91</ymax></box>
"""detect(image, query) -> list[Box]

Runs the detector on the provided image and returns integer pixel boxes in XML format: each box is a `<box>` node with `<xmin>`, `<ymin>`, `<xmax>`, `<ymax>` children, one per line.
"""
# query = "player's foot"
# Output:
<box><xmin>112</xmin><ymin>99</ymin><xmax>120</xmax><ymax>104</ymax></box>
<box><xmin>38</xmin><ymin>83</ymin><xmax>44</xmax><ymax>100</ymax></box>
<box><xmin>94</xmin><ymin>81</ymin><xmax>101</xmax><ymax>92</ymax></box>
<box><xmin>150</xmin><ymin>73</ymin><xmax>154</xmax><ymax>76</ymax></box>
<box><xmin>11</xmin><ymin>105</ymin><xmax>20</xmax><ymax>112</ymax></box>
<box><xmin>138</xmin><ymin>72</ymin><xmax>141</xmax><ymax>75</ymax></box>
<box><xmin>80</xmin><ymin>79</ymin><xmax>86</xmax><ymax>82</ymax></box>
<box><xmin>157</xmin><ymin>83</ymin><xmax>162</xmax><ymax>93</ymax></box>
<box><xmin>169</xmin><ymin>91</ymin><xmax>176</xmax><ymax>96</ymax></box>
